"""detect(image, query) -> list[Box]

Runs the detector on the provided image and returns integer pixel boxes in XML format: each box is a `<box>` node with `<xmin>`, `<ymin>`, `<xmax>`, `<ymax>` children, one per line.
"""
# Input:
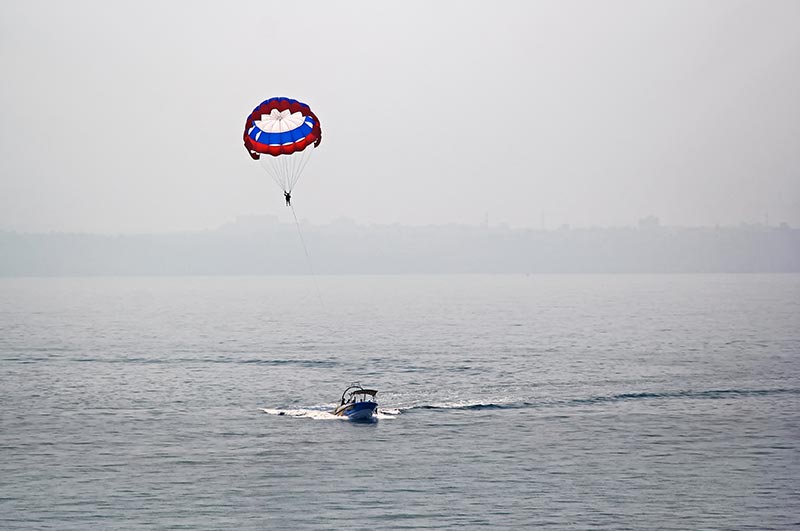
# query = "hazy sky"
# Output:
<box><xmin>1</xmin><ymin>0</ymin><xmax>798</xmax><ymax>233</ymax></box>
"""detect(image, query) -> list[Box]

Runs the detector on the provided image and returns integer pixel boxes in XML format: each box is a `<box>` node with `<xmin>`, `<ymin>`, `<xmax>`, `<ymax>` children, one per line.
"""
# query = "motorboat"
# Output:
<box><xmin>333</xmin><ymin>383</ymin><xmax>378</xmax><ymax>421</ymax></box>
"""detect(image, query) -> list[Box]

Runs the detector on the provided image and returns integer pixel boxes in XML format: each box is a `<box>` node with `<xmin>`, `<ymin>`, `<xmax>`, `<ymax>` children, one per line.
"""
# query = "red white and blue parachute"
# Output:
<box><xmin>243</xmin><ymin>97</ymin><xmax>322</xmax><ymax>193</ymax></box>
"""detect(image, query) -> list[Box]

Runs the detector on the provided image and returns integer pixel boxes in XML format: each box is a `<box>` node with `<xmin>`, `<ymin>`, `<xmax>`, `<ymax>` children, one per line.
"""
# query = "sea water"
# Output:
<box><xmin>1</xmin><ymin>274</ymin><xmax>798</xmax><ymax>530</ymax></box>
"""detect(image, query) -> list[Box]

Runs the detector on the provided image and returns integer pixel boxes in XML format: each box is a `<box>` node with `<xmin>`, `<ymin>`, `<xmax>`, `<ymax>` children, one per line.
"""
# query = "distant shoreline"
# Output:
<box><xmin>2</xmin><ymin>220</ymin><xmax>798</xmax><ymax>276</ymax></box>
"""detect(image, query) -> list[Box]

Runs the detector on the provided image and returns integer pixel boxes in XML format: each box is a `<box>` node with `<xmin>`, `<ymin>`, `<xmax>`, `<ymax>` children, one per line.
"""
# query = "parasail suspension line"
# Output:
<box><xmin>290</xmin><ymin>204</ymin><xmax>324</xmax><ymax>308</ymax></box>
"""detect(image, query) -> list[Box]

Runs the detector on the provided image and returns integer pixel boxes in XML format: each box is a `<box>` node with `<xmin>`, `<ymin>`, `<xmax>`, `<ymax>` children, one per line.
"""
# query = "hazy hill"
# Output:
<box><xmin>1</xmin><ymin>217</ymin><xmax>798</xmax><ymax>276</ymax></box>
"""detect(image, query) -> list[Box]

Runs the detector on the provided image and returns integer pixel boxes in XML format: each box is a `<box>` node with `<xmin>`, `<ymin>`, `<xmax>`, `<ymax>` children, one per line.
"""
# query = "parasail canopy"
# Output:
<box><xmin>243</xmin><ymin>97</ymin><xmax>322</xmax><ymax>193</ymax></box>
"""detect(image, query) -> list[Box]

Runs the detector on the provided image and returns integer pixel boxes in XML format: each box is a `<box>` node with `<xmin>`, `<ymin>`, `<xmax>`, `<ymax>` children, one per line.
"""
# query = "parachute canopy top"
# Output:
<box><xmin>243</xmin><ymin>97</ymin><xmax>322</xmax><ymax>160</ymax></box>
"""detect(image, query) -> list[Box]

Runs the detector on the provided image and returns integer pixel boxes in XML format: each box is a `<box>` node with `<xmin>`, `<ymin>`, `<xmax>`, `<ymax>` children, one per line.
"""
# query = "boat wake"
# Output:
<box><xmin>383</xmin><ymin>387</ymin><xmax>800</xmax><ymax>413</ymax></box>
<box><xmin>400</xmin><ymin>388</ymin><xmax>800</xmax><ymax>411</ymax></box>
<box><xmin>262</xmin><ymin>407</ymin><xmax>399</xmax><ymax>420</ymax></box>
<box><xmin>262</xmin><ymin>387</ymin><xmax>798</xmax><ymax>419</ymax></box>
<box><xmin>262</xmin><ymin>408</ymin><xmax>343</xmax><ymax>420</ymax></box>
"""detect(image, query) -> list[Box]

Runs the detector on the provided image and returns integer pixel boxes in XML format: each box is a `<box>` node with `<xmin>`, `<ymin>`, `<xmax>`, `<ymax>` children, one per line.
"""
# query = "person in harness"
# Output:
<box><xmin>284</xmin><ymin>190</ymin><xmax>291</xmax><ymax>207</ymax></box>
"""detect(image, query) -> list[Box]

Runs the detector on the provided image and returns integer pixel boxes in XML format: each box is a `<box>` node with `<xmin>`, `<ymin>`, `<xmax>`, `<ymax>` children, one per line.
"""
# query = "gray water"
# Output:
<box><xmin>1</xmin><ymin>274</ymin><xmax>799</xmax><ymax>530</ymax></box>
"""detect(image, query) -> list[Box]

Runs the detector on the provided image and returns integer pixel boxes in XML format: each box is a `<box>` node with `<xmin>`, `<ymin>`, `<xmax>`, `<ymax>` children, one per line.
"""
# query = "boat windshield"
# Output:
<box><xmin>340</xmin><ymin>384</ymin><xmax>378</xmax><ymax>405</ymax></box>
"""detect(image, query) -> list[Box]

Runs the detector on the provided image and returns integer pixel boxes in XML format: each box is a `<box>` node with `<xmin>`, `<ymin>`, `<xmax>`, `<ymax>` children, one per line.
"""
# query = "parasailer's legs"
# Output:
<box><xmin>284</xmin><ymin>191</ymin><xmax>291</xmax><ymax>206</ymax></box>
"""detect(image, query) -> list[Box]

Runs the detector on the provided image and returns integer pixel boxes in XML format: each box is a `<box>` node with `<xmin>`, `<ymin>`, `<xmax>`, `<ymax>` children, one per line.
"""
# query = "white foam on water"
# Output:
<box><xmin>263</xmin><ymin>406</ymin><xmax>400</xmax><ymax>421</ymax></box>
<box><xmin>374</xmin><ymin>408</ymin><xmax>398</xmax><ymax>420</ymax></box>
<box><xmin>262</xmin><ymin>408</ymin><xmax>346</xmax><ymax>420</ymax></box>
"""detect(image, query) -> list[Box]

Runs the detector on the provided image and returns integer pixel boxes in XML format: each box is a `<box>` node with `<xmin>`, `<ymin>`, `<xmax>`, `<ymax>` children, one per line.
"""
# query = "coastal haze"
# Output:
<box><xmin>2</xmin><ymin>216</ymin><xmax>799</xmax><ymax>275</ymax></box>
<box><xmin>1</xmin><ymin>0</ymin><xmax>799</xmax><ymax>234</ymax></box>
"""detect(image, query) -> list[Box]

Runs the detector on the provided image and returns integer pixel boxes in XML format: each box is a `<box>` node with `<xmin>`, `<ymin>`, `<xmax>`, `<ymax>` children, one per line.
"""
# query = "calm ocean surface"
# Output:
<box><xmin>1</xmin><ymin>274</ymin><xmax>798</xmax><ymax>530</ymax></box>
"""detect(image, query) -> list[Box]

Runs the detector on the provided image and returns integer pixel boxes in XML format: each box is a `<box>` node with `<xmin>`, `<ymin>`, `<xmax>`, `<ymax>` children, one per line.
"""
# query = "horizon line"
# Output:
<box><xmin>0</xmin><ymin>216</ymin><xmax>795</xmax><ymax>237</ymax></box>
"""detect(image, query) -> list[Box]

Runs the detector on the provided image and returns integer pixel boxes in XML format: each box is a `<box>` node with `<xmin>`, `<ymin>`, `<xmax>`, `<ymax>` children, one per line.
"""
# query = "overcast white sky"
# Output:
<box><xmin>1</xmin><ymin>0</ymin><xmax>798</xmax><ymax>233</ymax></box>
